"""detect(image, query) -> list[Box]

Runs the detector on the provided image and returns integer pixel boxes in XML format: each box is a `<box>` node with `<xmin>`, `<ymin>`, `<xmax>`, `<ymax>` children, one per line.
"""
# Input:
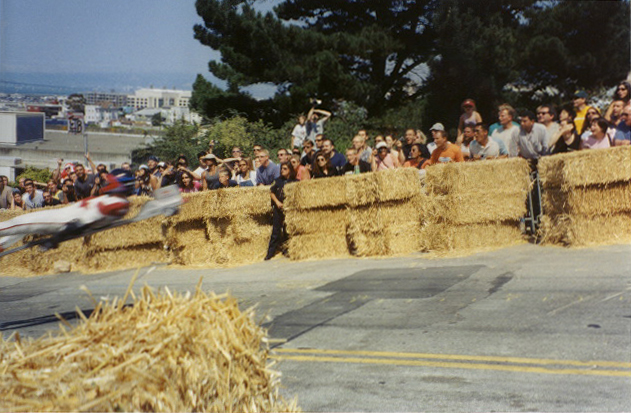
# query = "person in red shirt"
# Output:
<box><xmin>422</xmin><ymin>130</ymin><xmax>464</xmax><ymax>168</ymax></box>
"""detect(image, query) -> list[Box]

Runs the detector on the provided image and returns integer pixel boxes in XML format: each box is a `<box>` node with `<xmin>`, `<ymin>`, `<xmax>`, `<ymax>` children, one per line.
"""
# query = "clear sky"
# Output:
<box><xmin>0</xmin><ymin>0</ymin><xmax>218</xmax><ymax>77</ymax></box>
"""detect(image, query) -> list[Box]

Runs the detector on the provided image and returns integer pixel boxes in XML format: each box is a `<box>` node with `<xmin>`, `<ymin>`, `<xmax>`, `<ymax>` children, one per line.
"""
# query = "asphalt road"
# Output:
<box><xmin>1</xmin><ymin>243</ymin><xmax>630</xmax><ymax>411</ymax></box>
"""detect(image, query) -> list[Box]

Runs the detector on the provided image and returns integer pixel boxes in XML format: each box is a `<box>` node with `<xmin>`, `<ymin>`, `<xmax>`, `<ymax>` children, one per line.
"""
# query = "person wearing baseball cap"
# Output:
<box><xmin>458</xmin><ymin>98</ymin><xmax>482</xmax><ymax>142</ymax></box>
<box><xmin>427</xmin><ymin>123</ymin><xmax>446</xmax><ymax>154</ymax></box>
<box><xmin>572</xmin><ymin>90</ymin><xmax>592</xmax><ymax>133</ymax></box>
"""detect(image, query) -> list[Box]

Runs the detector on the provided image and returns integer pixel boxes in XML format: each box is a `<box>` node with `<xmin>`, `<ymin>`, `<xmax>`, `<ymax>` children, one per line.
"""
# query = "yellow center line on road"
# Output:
<box><xmin>272</xmin><ymin>348</ymin><xmax>631</xmax><ymax>377</ymax></box>
<box><xmin>270</xmin><ymin>354</ymin><xmax>631</xmax><ymax>377</ymax></box>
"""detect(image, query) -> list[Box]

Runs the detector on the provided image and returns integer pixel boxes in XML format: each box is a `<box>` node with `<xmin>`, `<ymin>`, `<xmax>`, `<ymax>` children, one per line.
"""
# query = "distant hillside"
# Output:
<box><xmin>0</xmin><ymin>72</ymin><xmax>207</xmax><ymax>95</ymax></box>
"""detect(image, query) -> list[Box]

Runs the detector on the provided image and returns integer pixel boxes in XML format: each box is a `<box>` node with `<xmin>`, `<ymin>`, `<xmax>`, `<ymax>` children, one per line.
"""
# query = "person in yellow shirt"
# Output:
<box><xmin>573</xmin><ymin>90</ymin><xmax>592</xmax><ymax>134</ymax></box>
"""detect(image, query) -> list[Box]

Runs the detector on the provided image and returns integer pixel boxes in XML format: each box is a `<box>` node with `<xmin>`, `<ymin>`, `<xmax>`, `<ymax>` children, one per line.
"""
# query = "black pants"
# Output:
<box><xmin>266</xmin><ymin>206</ymin><xmax>286</xmax><ymax>259</ymax></box>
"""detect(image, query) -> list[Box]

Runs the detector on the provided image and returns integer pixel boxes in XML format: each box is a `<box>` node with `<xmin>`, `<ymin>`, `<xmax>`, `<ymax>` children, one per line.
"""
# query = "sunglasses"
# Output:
<box><xmin>232</xmin><ymin>150</ymin><xmax>242</xmax><ymax>154</ymax></box>
<box><xmin>317</xmin><ymin>158</ymin><xmax>326</xmax><ymax>162</ymax></box>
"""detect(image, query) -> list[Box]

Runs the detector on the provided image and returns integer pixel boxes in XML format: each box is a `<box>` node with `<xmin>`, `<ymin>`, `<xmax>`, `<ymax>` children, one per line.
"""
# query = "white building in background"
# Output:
<box><xmin>84</xmin><ymin>105</ymin><xmax>119</xmax><ymax>125</ymax></box>
<box><xmin>126</xmin><ymin>88</ymin><xmax>191</xmax><ymax>110</ymax></box>
<box><xmin>130</xmin><ymin>106</ymin><xmax>202</xmax><ymax>126</ymax></box>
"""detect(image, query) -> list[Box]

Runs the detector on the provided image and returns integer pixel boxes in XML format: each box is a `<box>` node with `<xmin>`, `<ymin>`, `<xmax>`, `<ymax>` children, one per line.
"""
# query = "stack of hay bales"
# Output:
<box><xmin>423</xmin><ymin>158</ymin><xmax>531</xmax><ymax>251</ymax></box>
<box><xmin>166</xmin><ymin>187</ymin><xmax>272</xmax><ymax>266</ymax></box>
<box><xmin>345</xmin><ymin>168</ymin><xmax>424</xmax><ymax>257</ymax></box>
<box><xmin>165</xmin><ymin>191</ymin><xmax>221</xmax><ymax>266</ymax></box>
<box><xmin>538</xmin><ymin>146</ymin><xmax>631</xmax><ymax>246</ymax></box>
<box><xmin>84</xmin><ymin>196</ymin><xmax>169</xmax><ymax>270</ymax></box>
<box><xmin>0</xmin><ymin>285</ymin><xmax>298</xmax><ymax>412</ymax></box>
<box><xmin>284</xmin><ymin>168</ymin><xmax>424</xmax><ymax>259</ymax></box>
<box><xmin>206</xmin><ymin>186</ymin><xmax>272</xmax><ymax>264</ymax></box>
<box><xmin>284</xmin><ymin>176</ymin><xmax>351</xmax><ymax>260</ymax></box>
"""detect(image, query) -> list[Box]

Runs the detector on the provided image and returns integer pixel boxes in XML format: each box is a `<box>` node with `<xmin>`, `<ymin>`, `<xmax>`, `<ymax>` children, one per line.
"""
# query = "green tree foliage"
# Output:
<box><xmin>16</xmin><ymin>167</ymin><xmax>52</xmax><ymax>186</ymax></box>
<box><xmin>192</xmin><ymin>0</ymin><xmax>629</xmax><ymax>139</ymax></box>
<box><xmin>151</xmin><ymin>112</ymin><xmax>165</xmax><ymax>127</ymax></box>
<box><xmin>207</xmin><ymin>115</ymin><xmax>289</xmax><ymax>159</ymax></box>
<box><xmin>423</xmin><ymin>0</ymin><xmax>533</xmax><ymax>126</ymax></box>
<box><xmin>133</xmin><ymin>116</ymin><xmax>292</xmax><ymax>166</ymax></box>
<box><xmin>424</xmin><ymin>0</ymin><xmax>630</xmax><ymax>125</ymax></box>
<box><xmin>192</xmin><ymin>0</ymin><xmax>437</xmax><ymax>122</ymax></box>
<box><xmin>133</xmin><ymin>121</ymin><xmax>206</xmax><ymax>166</ymax></box>
<box><xmin>520</xmin><ymin>0</ymin><xmax>630</xmax><ymax>94</ymax></box>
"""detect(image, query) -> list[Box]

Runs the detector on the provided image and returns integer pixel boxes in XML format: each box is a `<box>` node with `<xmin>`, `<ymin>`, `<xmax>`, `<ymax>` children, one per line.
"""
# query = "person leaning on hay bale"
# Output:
<box><xmin>321</xmin><ymin>138</ymin><xmax>347</xmax><ymax>173</ymax></box>
<box><xmin>342</xmin><ymin>148</ymin><xmax>372</xmax><ymax>174</ymax></box>
<box><xmin>265</xmin><ymin>162</ymin><xmax>298</xmax><ymax>260</ymax></box>
<box><xmin>373</xmin><ymin>141</ymin><xmax>398</xmax><ymax>170</ymax></box>
<box><xmin>422</xmin><ymin>130</ymin><xmax>464</xmax><ymax>168</ymax></box>
<box><xmin>581</xmin><ymin>118</ymin><xmax>612</xmax><ymax>150</ymax></box>
<box><xmin>211</xmin><ymin>170</ymin><xmax>238</xmax><ymax>190</ymax></box>
<box><xmin>312</xmin><ymin>153</ymin><xmax>338</xmax><ymax>178</ymax></box>
<box><xmin>549</xmin><ymin>111</ymin><xmax>580</xmax><ymax>154</ymax></box>
<box><xmin>402</xmin><ymin>143</ymin><xmax>429</xmax><ymax>168</ymax></box>
<box><xmin>614</xmin><ymin>106</ymin><xmax>631</xmax><ymax>146</ymax></box>
<box><xmin>469</xmin><ymin>123</ymin><xmax>503</xmax><ymax>161</ymax></box>
<box><xmin>290</xmin><ymin>154</ymin><xmax>311</xmax><ymax>180</ymax></box>
<box><xmin>512</xmin><ymin>110</ymin><xmax>549</xmax><ymax>160</ymax></box>
<box><xmin>233</xmin><ymin>157</ymin><xmax>257</xmax><ymax>186</ymax></box>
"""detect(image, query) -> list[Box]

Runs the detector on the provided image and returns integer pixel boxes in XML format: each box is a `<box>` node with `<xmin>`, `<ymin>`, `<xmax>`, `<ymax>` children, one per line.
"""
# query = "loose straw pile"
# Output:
<box><xmin>0</xmin><ymin>278</ymin><xmax>299</xmax><ymax>412</ymax></box>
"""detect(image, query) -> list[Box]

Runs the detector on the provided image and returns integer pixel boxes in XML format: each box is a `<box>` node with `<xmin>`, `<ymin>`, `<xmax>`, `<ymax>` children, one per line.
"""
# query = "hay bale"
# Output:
<box><xmin>0</xmin><ymin>285</ymin><xmax>297</xmax><ymax>412</ymax></box>
<box><xmin>428</xmin><ymin>192</ymin><xmax>527</xmax><ymax>225</ymax></box>
<box><xmin>209</xmin><ymin>186</ymin><xmax>271</xmax><ymax>219</ymax></box>
<box><xmin>284</xmin><ymin>176</ymin><xmax>347</xmax><ymax>210</ymax></box>
<box><xmin>384</xmin><ymin>223</ymin><xmax>422</xmax><ymax>255</ymax></box>
<box><xmin>175</xmin><ymin>191</ymin><xmax>213</xmax><ymax>223</ymax></box>
<box><xmin>225</xmin><ymin>215</ymin><xmax>272</xmax><ymax>243</ymax></box>
<box><xmin>166</xmin><ymin>220</ymin><xmax>224</xmax><ymax>266</ymax></box>
<box><xmin>285</xmin><ymin>206</ymin><xmax>348</xmax><ymax>235</ymax></box>
<box><xmin>540</xmin><ymin>213</ymin><xmax>631</xmax><ymax>246</ymax></box>
<box><xmin>287</xmin><ymin>233</ymin><xmax>350</xmax><ymax>260</ymax></box>
<box><xmin>346</xmin><ymin>198</ymin><xmax>426</xmax><ymax>257</ymax></box>
<box><xmin>422</xmin><ymin>220</ymin><xmax>524</xmax><ymax>251</ymax></box>
<box><xmin>87</xmin><ymin>196</ymin><xmax>167</xmax><ymax>249</ymax></box>
<box><xmin>538</xmin><ymin>146</ymin><xmax>631</xmax><ymax>189</ymax></box>
<box><xmin>347</xmin><ymin>205</ymin><xmax>383</xmax><ymax>235</ymax></box>
<box><xmin>344</xmin><ymin>173</ymin><xmax>379</xmax><ymax>207</ymax></box>
<box><xmin>83</xmin><ymin>244</ymin><xmax>169</xmax><ymax>271</ymax></box>
<box><xmin>375</xmin><ymin>168</ymin><xmax>422</xmax><ymax>202</ymax></box>
<box><xmin>542</xmin><ymin>183</ymin><xmax>631</xmax><ymax>216</ymax></box>
<box><xmin>226</xmin><ymin>236</ymin><xmax>271</xmax><ymax>263</ymax></box>
<box><xmin>425</xmin><ymin>158</ymin><xmax>531</xmax><ymax>195</ymax></box>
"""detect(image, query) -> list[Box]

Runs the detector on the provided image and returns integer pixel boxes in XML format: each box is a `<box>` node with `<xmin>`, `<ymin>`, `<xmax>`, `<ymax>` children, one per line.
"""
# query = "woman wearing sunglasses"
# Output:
<box><xmin>290</xmin><ymin>155</ymin><xmax>310</xmax><ymax>180</ymax></box>
<box><xmin>311</xmin><ymin>155</ymin><xmax>337</xmax><ymax>178</ymax></box>
<box><xmin>233</xmin><ymin>157</ymin><xmax>257</xmax><ymax>187</ymax></box>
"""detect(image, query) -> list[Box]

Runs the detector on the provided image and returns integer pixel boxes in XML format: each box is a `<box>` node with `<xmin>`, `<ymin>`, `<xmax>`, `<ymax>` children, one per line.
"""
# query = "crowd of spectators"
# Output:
<box><xmin>2</xmin><ymin>83</ymin><xmax>630</xmax><ymax>216</ymax></box>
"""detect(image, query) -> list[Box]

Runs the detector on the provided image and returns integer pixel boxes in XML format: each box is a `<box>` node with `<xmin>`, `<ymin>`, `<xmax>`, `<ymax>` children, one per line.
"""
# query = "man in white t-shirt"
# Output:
<box><xmin>470</xmin><ymin>123</ymin><xmax>501</xmax><ymax>160</ymax></box>
<box><xmin>536</xmin><ymin>104</ymin><xmax>560</xmax><ymax>143</ymax></box>
<box><xmin>491</xmin><ymin>104</ymin><xmax>519</xmax><ymax>157</ymax></box>
<box><xmin>291</xmin><ymin>115</ymin><xmax>308</xmax><ymax>149</ymax></box>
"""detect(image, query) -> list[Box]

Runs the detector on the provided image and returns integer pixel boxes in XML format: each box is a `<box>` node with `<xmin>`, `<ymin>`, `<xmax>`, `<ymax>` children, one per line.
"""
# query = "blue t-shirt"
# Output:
<box><xmin>329</xmin><ymin>151</ymin><xmax>347</xmax><ymax>172</ymax></box>
<box><xmin>256</xmin><ymin>161</ymin><xmax>280</xmax><ymax>186</ymax></box>
<box><xmin>614</xmin><ymin>122</ymin><xmax>631</xmax><ymax>143</ymax></box>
